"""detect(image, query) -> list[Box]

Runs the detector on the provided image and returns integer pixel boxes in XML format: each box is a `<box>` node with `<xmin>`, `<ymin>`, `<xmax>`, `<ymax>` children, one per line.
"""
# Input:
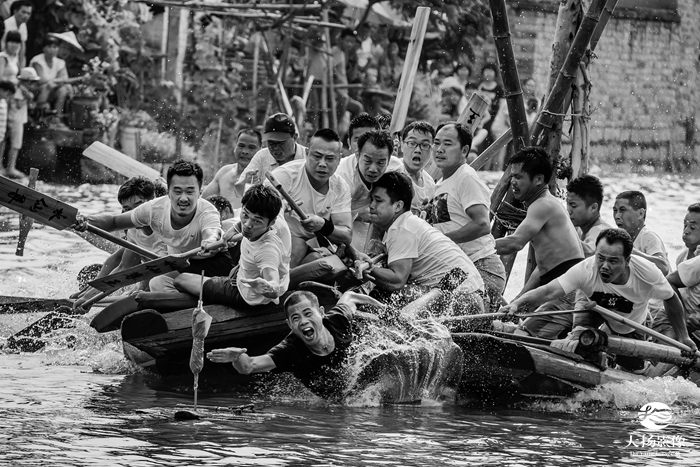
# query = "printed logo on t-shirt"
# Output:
<box><xmin>426</xmin><ymin>193</ymin><xmax>450</xmax><ymax>225</ymax></box>
<box><xmin>590</xmin><ymin>292</ymin><xmax>634</xmax><ymax>314</ymax></box>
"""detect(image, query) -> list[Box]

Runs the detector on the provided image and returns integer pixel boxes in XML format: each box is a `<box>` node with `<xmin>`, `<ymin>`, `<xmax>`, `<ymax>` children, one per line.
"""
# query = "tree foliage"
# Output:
<box><xmin>359</xmin><ymin>0</ymin><xmax>491</xmax><ymax>62</ymax></box>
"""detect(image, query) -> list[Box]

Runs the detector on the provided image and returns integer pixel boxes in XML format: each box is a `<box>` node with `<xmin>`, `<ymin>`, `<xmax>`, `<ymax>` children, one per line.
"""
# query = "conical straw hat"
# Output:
<box><xmin>47</xmin><ymin>31</ymin><xmax>84</xmax><ymax>52</ymax></box>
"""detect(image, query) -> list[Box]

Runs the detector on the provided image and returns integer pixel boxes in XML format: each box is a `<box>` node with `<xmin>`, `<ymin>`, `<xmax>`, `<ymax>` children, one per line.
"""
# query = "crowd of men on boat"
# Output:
<box><xmin>70</xmin><ymin>110</ymin><xmax>700</xmax><ymax>393</ymax></box>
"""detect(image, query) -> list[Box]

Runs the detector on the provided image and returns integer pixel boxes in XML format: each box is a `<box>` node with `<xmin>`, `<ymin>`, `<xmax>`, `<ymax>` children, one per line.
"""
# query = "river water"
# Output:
<box><xmin>2</xmin><ymin>174</ymin><xmax>700</xmax><ymax>466</ymax></box>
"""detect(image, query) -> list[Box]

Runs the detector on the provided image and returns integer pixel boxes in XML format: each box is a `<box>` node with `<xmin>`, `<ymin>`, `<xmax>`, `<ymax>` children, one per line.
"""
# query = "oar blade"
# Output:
<box><xmin>0</xmin><ymin>176</ymin><xmax>78</xmax><ymax>230</ymax></box>
<box><xmin>88</xmin><ymin>255</ymin><xmax>190</xmax><ymax>292</ymax></box>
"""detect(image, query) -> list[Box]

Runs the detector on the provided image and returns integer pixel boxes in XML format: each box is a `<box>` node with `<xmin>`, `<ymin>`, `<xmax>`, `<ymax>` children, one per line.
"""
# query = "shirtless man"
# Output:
<box><xmin>613</xmin><ymin>190</ymin><xmax>669</xmax><ymax>275</ymax></box>
<box><xmin>269</xmin><ymin>128</ymin><xmax>352</xmax><ymax>267</ymax></box>
<box><xmin>201</xmin><ymin>128</ymin><xmax>261</xmax><ymax>210</ymax></box>
<box><xmin>566</xmin><ymin>175</ymin><xmax>613</xmax><ymax>257</ymax></box>
<box><xmin>500</xmin><ymin>228</ymin><xmax>697</xmax><ymax>370</ymax></box>
<box><xmin>73</xmin><ymin>160</ymin><xmax>231</xmax><ymax>292</ymax></box>
<box><xmin>397</xmin><ymin>121</ymin><xmax>436</xmax><ymax>215</ymax></box>
<box><xmin>494</xmin><ymin>147</ymin><xmax>584</xmax><ymax>338</ymax></box>
<box><xmin>495</xmin><ymin>146</ymin><xmax>583</xmax><ymax>290</ymax></box>
<box><xmin>234</xmin><ymin>113</ymin><xmax>307</xmax><ymax>197</ymax></box>
<box><xmin>336</xmin><ymin>130</ymin><xmax>402</xmax><ymax>220</ymax></box>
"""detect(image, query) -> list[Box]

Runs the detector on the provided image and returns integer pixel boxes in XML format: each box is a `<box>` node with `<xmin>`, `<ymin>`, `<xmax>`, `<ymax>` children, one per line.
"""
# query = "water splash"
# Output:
<box><xmin>528</xmin><ymin>376</ymin><xmax>700</xmax><ymax>413</ymax></box>
<box><xmin>343</xmin><ymin>317</ymin><xmax>463</xmax><ymax>407</ymax></box>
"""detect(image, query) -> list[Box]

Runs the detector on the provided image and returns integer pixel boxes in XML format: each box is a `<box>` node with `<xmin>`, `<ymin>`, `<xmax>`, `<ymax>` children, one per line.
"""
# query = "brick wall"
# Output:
<box><xmin>505</xmin><ymin>0</ymin><xmax>700</xmax><ymax>168</ymax></box>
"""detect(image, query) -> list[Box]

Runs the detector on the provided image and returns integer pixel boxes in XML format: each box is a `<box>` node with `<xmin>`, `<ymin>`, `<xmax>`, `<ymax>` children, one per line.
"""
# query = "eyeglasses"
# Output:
<box><xmin>403</xmin><ymin>140</ymin><xmax>432</xmax><ymax>152</ymax></box>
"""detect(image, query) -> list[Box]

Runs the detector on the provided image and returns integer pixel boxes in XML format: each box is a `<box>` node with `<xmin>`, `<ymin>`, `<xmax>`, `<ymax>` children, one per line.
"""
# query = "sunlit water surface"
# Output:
<box><xmin>2</xmin><ymin>174</ymin><xmax>700</xmax><ymax>466</ymax></box>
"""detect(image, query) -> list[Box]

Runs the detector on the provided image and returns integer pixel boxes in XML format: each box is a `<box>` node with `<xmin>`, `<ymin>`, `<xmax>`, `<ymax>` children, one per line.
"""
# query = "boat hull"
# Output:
<box><xmin>452</xmin><ymin>332</ymin><xmax>645</xmax><ymax>402</ymax></box>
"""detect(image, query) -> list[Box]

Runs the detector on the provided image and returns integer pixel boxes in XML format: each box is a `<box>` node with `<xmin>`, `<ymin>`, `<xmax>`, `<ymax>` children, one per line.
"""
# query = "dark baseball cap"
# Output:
<box><xmin>263</xmin><ymin>113</ymin><xmax>296</xmax><ymax>141</ymax></box>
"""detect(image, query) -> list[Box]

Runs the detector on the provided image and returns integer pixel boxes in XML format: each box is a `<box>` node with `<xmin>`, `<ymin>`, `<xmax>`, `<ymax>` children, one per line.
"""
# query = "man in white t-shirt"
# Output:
<box><xmin>336</xmin><ymin>129</ymin><xmax>402</xmax><ymax>220</ymax></box>
<box><xmin>176</xmin><ymin>184</ymin><xmax>291</xmax><ymax>308</ymax></box>
<box><xmin>269</xmin><ymin>128</ymin><xmax>352</xmax><ymax>267</ymax></box>
<box><xmin>2</xmin><ymin>0</ymin><xmax>31</xmax><ymax>67</ymax></box>
<box><xmin>349</xmin><ymin>172</ymin><xmax>485</xmax><ymax>325</ymax></box>
<box><xmin>202</xmin><ymin>128</ymin><xmax>261</xmax><ymax>211</ymax></box>
<box><xmin>501</xmin><ymin>228</ymin><xmax>697</xmax><ymax>370</ymax></box>
<box><xmin>427</xmin><ymin>122</ymin><xmax>505</xmax><ymax>312</ymax></box>
<box><xmin>73</xmin><ymin>177</ymin><xmax>168</xmax><ymax>308</ymax></box>
<box><xmin>659</xmin><ymin>204</ymin><xmax>700</xmax><ymax>341</ymax></box>
<box><xmin>234</xmin><ymin>113</ymin><xmax>306</xmax><ymax>198</ymax></box>
<box><xmin>74</xmin><ymin>160</ymin><xmax>231</xmax><ymax>292</ymax></box>
<box><xmin>613</xmin><ymin>190</ymin><xmax>669</xmax><ymax>274</ymax></box>
<box><xmin>396</xmin><ymin>121</ymin><xmax>436</xmax><ymax>216</ymax></box>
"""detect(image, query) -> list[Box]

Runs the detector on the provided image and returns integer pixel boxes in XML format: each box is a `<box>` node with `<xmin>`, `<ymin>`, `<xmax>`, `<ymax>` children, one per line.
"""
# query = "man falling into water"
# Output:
<box><xmin>207</xmin><ymin>290</ymin><xmax>384</xmax><ymax>400</ymax></box>
<box><xmin>494</xmin><ymin>146</ymin><xmax>584</xmax><ymax>338</ymax></box>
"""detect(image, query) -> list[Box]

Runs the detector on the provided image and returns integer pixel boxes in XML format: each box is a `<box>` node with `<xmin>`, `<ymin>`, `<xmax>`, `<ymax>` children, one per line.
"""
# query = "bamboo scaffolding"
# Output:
<box><xmin>323</xmin><ymin>9</ymin><xmax>338</xmax><ymax>130</ymax></box>
<box><xmin>142</xmin><ymin>1</ymin><xmax>323</xmax><ymax>11</ymax></box>
<box><xmin>530</xmin><ymin>0</ymin><xmax>607</xmax><ymax>145</ymax></box>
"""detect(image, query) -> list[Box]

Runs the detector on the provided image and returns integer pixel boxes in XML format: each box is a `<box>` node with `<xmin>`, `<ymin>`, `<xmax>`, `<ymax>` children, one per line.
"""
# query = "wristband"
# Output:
<box><xmin>319</xmin><ymin>218</ymin><xmax>335</xmax><ymax>236</ymax></box>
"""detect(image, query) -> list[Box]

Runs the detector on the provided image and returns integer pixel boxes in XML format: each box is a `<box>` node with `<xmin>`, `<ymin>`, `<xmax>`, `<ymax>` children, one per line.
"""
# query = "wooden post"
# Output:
<box><xmin>320</xmin><ymin>46</ymin><xmax>329</xmax><ymax>128</ymax></box>
<box><xmin>15</xmin><ymin>168</ymin><xmax>39</xmax><ymax>256</ymax></box>
<box><xmin>323</xmin><ymin>9</ymin><xmax>337</xmax><ymax>130</ymax></box>
<box><xmin>388</xmin><ymin>7</ymin><xmax>431</xmax><ymax>136</ymax></box>
<box><xmin>214</xmin><ymin>115</ymin><xmax>224</xmax><ymax>169</ymax></box>
<box><xmin>488</xmin><ymin>0</ymin><xmax>529</xmax><ymax>151</ymax></box>
<box><xmin>251</xmin><ymin>34</ymin><xmax>260</xmax><ymax>125</ymax></box>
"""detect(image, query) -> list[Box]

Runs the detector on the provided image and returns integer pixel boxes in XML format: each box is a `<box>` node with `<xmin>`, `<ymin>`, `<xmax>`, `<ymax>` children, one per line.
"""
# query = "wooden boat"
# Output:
<box><xmin>116</xmin><ymin>281</ymin><xmax>342</xmax><ymax>375</ymax></box>
<box><xmin>451</xmin><ymin>331</ymin><xmax>690</xmax><ymax>403</ymax></box>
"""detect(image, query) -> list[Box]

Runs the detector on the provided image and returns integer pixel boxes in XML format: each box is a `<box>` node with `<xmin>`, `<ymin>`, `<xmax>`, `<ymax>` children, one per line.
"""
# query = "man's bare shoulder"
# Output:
<box><xmin>213</xmin><ymin>163</ymin><xmax>239</xmax><ymax>179</ymax></box>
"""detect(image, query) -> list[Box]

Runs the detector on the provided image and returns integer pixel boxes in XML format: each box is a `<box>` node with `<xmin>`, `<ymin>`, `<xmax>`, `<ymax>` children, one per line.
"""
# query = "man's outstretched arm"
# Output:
<box><xmin>207</xmin><ymin>347</ymin><xmax>276</xmax><ymax>375</ymax></box>
<box><xmin>495</xmin><ymin>202</ymin><xmax>550</xmax><ymax>256</ymax></box>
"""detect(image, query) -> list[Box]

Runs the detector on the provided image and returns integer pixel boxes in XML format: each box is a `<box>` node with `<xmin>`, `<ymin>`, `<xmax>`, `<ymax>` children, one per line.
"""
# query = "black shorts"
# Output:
<box><xmin>540</xmin><ymin>257</ymin><xmax>584</xmax><ymax>286</ymax></box>
<box><xmin>201</xmin><ymin>267</ymin><xmax>248</xmax><ymax>309</ymax></box>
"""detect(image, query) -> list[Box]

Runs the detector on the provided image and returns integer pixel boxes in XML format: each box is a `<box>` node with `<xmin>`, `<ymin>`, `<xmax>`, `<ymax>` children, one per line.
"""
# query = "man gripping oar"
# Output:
<box><xmin>265</xmin><ymin>128</ymin><xmax>352</xmax><ymax>267</ymax></box>
<box><xmin>500</xmin><ymin>228</ymin><xmax>698</xmax><ymax>372</ymax></box>
<box><xmin>72</xmin><ymin>160</ymin><xmax>232</xmax><ymax>292</ymax></box>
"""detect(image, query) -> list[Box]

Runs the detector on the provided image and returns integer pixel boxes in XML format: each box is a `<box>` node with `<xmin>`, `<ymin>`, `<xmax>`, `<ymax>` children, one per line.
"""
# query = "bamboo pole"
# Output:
<box><xmin>388</xmin><ymin>7</ymin><xmax>431</xmax><ymax>136</ymax></box>
<box><xmin>323</xmin><ymin>9</ymin><xmax>337</xmax><ymax>130</ymax></box>
<box><xmin>586</xmin><ymin>334</ymin><xmax>700</xmax><ymax>370</ymax></box>
<box><xmin>488</xmin><ymin>0</ymin><xmax>529</xmax><ymax>151</ymax></box>
<box><xmin>15</xmin><ymin>168</ymin><xmax>39</xmax><ymax>256</ymax></box>
<box><xmin>214</xmin><ymin>115</ymin><xmax>223</xmax><ymax>169</ymax></box>
<box><xmin>531</xmin><ymin>0</ymin><xmax>607</xmax><ymax>145</ymax></box>
<box><xmin>589</xmin><ymin>0</ymin><xmax>619</xmax><ymax>52</ymax></box>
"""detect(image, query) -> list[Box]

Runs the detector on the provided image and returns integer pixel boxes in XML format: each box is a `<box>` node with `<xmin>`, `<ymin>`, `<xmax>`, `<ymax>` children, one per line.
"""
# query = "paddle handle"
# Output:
<box><xmin>178</xmin><ymin>237</ymin><xmax>229</xmax><ymax>260</ymax></box>
<box><xmin>593</xmin><ymin>305</ymin><xmax>700</xmax><ymax>357</ymax></box>
<box><xmin>264</xmin><ymin>170</ymin><xmax>338</xmax><ymax>253</ymax></box>
<box><xmin>86</xmin><ymin>224</ymin><xmax>159</xmax><ymax>260</ymax></box>
<box><xmin>264</xmin><ymin>171</ymin><xmax>308</xmax><ymax>220</ymax></box>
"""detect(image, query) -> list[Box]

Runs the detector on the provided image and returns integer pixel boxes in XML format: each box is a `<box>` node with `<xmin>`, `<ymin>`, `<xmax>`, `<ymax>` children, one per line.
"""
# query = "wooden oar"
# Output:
<box><xmin>592</xmin><ymin>304</ymin><xmax>700</xmax><ymax>358</ymax></box>
<box><xmin>88</xmin><ymin>237</ymin><xmax>236</xmax><ymax>294</ymax></box>
<box><xmin>264</xmin><ymin>170</ymin><xmax>338</xmax><ymax>254</ymax></box>
<box><xmin>418</xmin><ymin>309</ymin><xmax>584</xmax><ymax>324</ymax></box>
<box><xmin>15</xmin><ymin>168</ymin><xmax>39</xmax><ymax>256</ymax></box>
<box><xmin>83</xmin><ymin>142</ymin><xmax>160</xmax><ymax>179</ymax></box>
<box><xmin>0</xmin><ymin>176</ymin><xmax>159</xmax><ymax>260</ymax></box>
<box><xmin>457</xmin><ymin>93</ymin><xmax>489</xmax><ymax>135</ymax></box>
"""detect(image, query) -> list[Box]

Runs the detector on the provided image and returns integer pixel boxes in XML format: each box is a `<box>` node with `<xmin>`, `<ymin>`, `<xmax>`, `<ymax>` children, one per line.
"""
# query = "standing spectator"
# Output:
<box><xmin>378</xmin><ymin>42</ymin><xmax>403</xmax><ymax>90</ymax></box>
<box><xmin>355</xmin><ymin>23</ymin><xmax>374</xmax><ymax>70</ymax></box>
<box><xmin>477</xmin><ymin>63</ymin><xmax>504</xmax><ymax>168</ymax></box>
<box><xmin>4</xmin><ymin>66</ymin><xmax>39</xmax><ymax>178</ymax></box>
<box><xmin>453</xmin><ymin>63</ymin><xmax>473</xmax><ymax>92</ymax></box>
<box><xmin>2</xmin><ymin>0</ymin><xmax>32</xmax><ymax>67</ymax></box>
<box><xmin>333</xmin><ymin>29</ymin><xmax>363</xmax><ymax>137</ymax></box>
<box><xmin>0</xmin><ymin>79</ymin><xmax>14</xmax><ymax>177</ymax></box>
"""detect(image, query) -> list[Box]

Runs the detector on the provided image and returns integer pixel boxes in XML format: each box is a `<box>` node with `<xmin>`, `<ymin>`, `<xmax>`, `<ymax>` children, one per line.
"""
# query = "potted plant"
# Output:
<box><xmin>118</xmin><ymin>108</ymin><xmax>157</xmax><ymax>159</ymax></box>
